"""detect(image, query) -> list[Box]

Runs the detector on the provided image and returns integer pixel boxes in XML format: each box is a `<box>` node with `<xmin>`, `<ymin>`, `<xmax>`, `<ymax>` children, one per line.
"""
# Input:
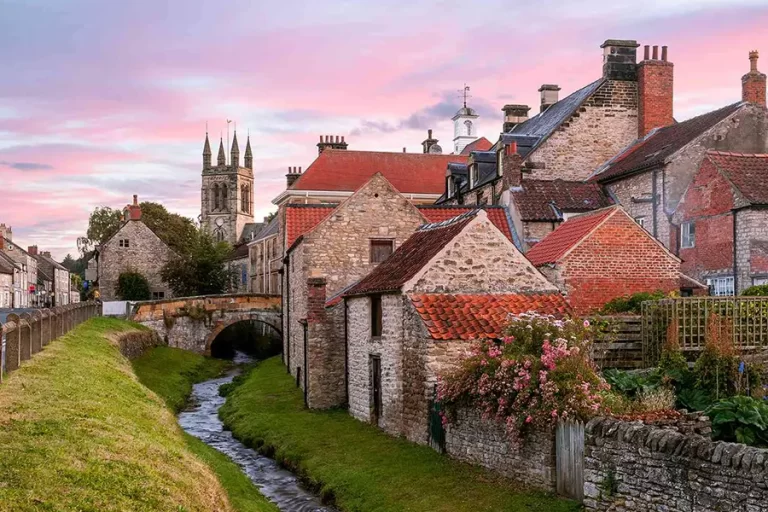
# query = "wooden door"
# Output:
<box><xmin>371</xmin><ymin>355</ymin><xmax>382</xmax><ymax>426</ymax></box>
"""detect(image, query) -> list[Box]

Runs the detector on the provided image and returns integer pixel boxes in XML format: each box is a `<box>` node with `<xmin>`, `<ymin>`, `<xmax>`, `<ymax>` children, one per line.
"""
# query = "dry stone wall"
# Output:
<box><xmin>584</xmin><ymin>416</ymin><xmax>768</xmax><ymax>512</ymax></box>
<box><xmin>116</xmin><ymin>330</ymin><xmax>163</xmax><ymax>359</ymax></box>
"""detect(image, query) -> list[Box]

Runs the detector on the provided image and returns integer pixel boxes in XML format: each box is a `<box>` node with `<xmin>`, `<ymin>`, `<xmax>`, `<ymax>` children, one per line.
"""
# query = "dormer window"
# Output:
<box><xmin>447</xmin><ymin>176</ymin><xmax>455</xmax><ymax>198</ymax></box>
<box><xmin>470</xmin><ymin>165</ymin><xmax>479</xmax><ymax>189</ymax></box>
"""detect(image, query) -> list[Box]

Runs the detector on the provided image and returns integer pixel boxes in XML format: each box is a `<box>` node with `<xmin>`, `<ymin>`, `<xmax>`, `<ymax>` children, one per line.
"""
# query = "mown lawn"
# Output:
<box><xmin>0</xmin><ymin>317</ymin><xmax>232</xmax><ymax>512</ymax></box>
<box><xmin>133</xmin><ymin>346</ymin><xmax>278</xmax><ymax>512</ymax></box>
<box><xmin>220</xmin><ymin>356</ymin><xmax>581</xmax><ymax>512</ymax></box>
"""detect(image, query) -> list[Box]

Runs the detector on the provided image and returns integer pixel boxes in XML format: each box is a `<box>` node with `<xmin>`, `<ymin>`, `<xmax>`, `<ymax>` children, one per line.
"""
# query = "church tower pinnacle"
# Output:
<box><xmin>244</xmin><ymin>135</ymin><xmax>253</xmax><ymax>170</ymax></box>
<box><xmin>203</xmin><ymin>132</ymin><xmax>212</xmax><ymax>169</ymax></box>
<box><xmin>231</xmin><ymin>130</ymin><xmax>240</xmax><ymax>169</ymax></box>
<box><xmin>217</xmin><ymin>138</ymin><xmax>226</xmax><ymax>166</ymax></box>
<box><xmin>452</xmin><ymin>84</ymin><xmax>479</xmax><ymax>154</ymax></box>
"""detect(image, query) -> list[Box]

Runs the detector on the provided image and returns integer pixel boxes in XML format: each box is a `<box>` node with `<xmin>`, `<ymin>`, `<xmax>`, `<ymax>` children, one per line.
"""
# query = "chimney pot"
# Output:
<box><xmin>403</xmin><ymin>147</ymin><xmax>406</xmax><ymax>153</ymax></box>
<box><xmin>644</xmin><ymin>45</ymin><xmax>650</xmax><ymax>60</ymax></box>
<box><xmin>28</xmin><ymin>245</ymin><xmax>38</xmax><ymax>256</ymax></box>
<box><xmin>662</xmin><ymin>45</ymin><xmax>668</xmax><ymax>62</ymax></box>
<box><xmin>638</xmin><ymin>44</ymin><xmax>674</xmax><ymax>136</ymax></box>
<box><xmin>319</xmin><ymin>135</ymin><xmax>323</xmax><ymax>142</ymax></box>
<box><xmin>341</xmin><ymin>136</ymin><xmax>345</xmax><ymax>142</ymax></box>
<box><xmin>299</xmin><ymin>166</ymin><xmax>302</xmax><ymax>173</ymax></box>
<box><xmin>652</xmin><ymin>45</ymin><xmax>659</xmax><ymax>60</ymax></box>
<box><xmin>133</xmin><ymin>194</ymin><xmax>138</xmax><ymax>206</ymax></box>
<box><xmin>428</xmin><ymin>129</ymin><xmax>433</xmax><ymax>138</ymax></box>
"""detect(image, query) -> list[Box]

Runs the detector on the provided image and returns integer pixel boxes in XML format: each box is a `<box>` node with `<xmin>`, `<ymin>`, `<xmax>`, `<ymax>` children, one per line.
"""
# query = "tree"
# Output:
<box><xmin>116</xmin><ymin>271</ymin><xmax>152</xmax><ymax>300</ymax></box>
<box><xmin>161</xmin><ymin>230</ymin><xmax>234</xmax><ymax>297</ymax></box>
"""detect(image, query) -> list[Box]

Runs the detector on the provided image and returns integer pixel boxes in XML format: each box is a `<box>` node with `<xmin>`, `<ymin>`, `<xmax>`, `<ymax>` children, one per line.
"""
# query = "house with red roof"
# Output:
<box><xmin>672</xmin><ymin>151</ymin><xmax>768</xmax><ymax>295</ymax></box>
<box><xmin>526</xmin><ymin>206</ymin><xmax>685</xmax><ymax>314</ymax></box>
<box><xmin>342</xmin><ymin>210</ymin><xmax>567</xmax><ymax>444</ymax></box>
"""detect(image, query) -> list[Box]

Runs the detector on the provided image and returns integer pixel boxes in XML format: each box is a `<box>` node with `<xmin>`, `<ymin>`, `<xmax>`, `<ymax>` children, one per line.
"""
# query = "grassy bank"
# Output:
<box><xmin>133</xmin><ymin>345</ymin><xmax>278</xmax><ymax>512</ymax></box>
<box><xmin>220</xmin><ymin>357</ymin><xmax>580</xmax><ymax>512</ymax></box>
<box><xmin>0</xmin><ymin>317</ymin><xmax>233</xmax><ymax>511</ymax></box>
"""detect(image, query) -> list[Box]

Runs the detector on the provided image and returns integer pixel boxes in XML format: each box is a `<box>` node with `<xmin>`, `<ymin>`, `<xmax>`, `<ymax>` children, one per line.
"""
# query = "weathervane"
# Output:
<box><xmin>458</xmin><ymin>84</ymin><xmax>471</xmax><ymax>108</ymax></box>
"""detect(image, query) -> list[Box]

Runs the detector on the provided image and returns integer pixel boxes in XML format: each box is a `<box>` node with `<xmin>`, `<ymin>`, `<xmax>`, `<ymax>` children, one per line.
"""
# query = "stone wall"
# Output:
<box><xmin>531</xmin><ymin>80</ymin><xmax>639</xmax><ymax>182</ymax></box>
<box><xmin>735</xmin><ymin>208</ymin><xmax>768</xmax><ymax>293</ymax></box>
<box><xmin>584</xmin><ymin>416</ymin><xmax>768</xmax><ymax>512</ymax></box>
<box><xmin>98</xmin><ymin>220</ymin><xmax>174</xmax><ymax>301</ymax></box>
<box><xmin>445</xmin><ymin>409</ymin><xmax>557</xmax><ymax>492</ymax></box>
<box><xmin>286</xmin><ymin>243</ymin><xmax>308</xmax><ymax>388</ymax></box>
<box><xmin>115</xmin><ymin>330</ymin><xmax>163</xmax><ymax>359</ymax></box>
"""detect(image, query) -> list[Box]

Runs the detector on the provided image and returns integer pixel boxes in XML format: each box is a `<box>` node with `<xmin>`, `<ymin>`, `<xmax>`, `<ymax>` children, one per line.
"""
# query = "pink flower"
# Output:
<box><xmin>583</xmin><ymin>320</ymin><xmax>590</xmax><ymax>328</ymax></box>
<box><xmin>525</xmin><ymin>416</ymin><xmax>532</xmax><ymax>424</ymax></box>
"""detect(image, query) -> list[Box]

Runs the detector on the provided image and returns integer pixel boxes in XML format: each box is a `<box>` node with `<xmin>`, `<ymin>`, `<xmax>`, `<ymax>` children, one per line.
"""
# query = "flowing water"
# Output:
<box><xmin>178</xmin><ymin>353</ymin><xmax>336</xmax><ymax>512</ymax></box>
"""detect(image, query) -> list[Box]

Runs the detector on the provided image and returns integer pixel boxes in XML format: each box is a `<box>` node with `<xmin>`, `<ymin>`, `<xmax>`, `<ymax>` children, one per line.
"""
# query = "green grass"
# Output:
<box><xmin>0</xmin><ymin>317</ymin><xmax>234</xmax><ymax>511</ymax></box>
<box><xmin>133</xmin><ymin>346</ymin><xmax>278</xmax><ymax>512</ymax></box>
<box><xmin>220</xmin><ymin>357</ymin><xmax>581</xmax><ymax>512</ymax></box>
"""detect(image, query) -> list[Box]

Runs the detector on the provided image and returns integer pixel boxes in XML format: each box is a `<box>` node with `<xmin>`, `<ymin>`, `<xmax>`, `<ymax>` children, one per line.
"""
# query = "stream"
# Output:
<box><xmin>178</xmin><ymin>353</ymin><xmax>337</xmax><ymax>512</ymax></box>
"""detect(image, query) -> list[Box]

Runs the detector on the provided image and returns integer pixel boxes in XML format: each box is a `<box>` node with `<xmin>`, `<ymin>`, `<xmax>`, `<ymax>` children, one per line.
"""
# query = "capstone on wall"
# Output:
<box><xmin>98</xmin><ymin>220</ymin><xmax>174</xmax><ymax>301</ymax></box>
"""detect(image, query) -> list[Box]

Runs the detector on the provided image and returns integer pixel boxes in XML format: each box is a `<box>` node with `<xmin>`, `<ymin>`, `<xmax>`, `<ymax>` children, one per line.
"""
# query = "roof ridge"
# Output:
<box><xmin>417</xmin><ymin>210</ymin><xmax>478</xmax><ymax>231</ymax></box>
<box><xmin>708</xmin><ymin>150</ymin><xmax>768</xmax><ymax>158</ymax></box>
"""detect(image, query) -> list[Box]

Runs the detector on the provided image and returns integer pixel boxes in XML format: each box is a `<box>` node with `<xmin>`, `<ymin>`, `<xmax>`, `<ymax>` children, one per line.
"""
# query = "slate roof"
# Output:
<box><xmin>241</xmin><ymin>222</ymin><xmax>265</xmax><ymax>242</ymax></box>
<box><xmin>707</xmin><ymin>151</ymin><xmax>768</xmax><ymax>206</ymax></box>
<box><xmin>526</xmin><ymin>207</ymin><xmax>618</xmax><ymax>266</ymax></box>
<box><xmin>591</xmin><ymin>102</ymin><xmax>744</xmax><ymax>183</ymax></box>
<box><xmin>345</xmin><ymin>212</ymin><xmax>476</xmax><ymax>296</ymax></box>
<box><xmin>0</xmin><ymin>252</ymin><xmax>16</xmax><ymax>275</ymax></box>
<box><xmin>225</xmin><ymin>242</ymin><xmax>250</xmax><ymax>262</ymax></box>
<box><xmin>285</xmin><ymin>204</ymin><xmax>337</xmax><ymax>247</ymax></box>
<box><xmin>410</xmin><ymin>293</ymin><xmax>572</xmax><ymax>340</ymax></box>
<box><xmin>289</xmin><ymin>149</ymin><xmax>468</xmax><ymax>195</ymax></box>
<box><xmin>503</xmin><ymin>78</ymin><xmax>605</xmax><ymax>158</ymax></box>
<box><xmin>437</xmin><ymin>151</ymin><xmax>499</xmax><ymax>203</ymax></box>
<box><xmin>419</xmin><ymin>205</ymin><xmax>514</xmax><ymax>242</ymax></box>
<box><xmin>250</xmin><ymin>216</ymin><xmax>279</xmax><ymax>243</ymax></box>
<box><xmin>510</xmin><ymin>179</ymin><xmax>613</xmax><ymax>221</ymax></box>
<box><xmin>460</xmin><ymin>137</ymin><xmax>493</xmax><ymax>155</ymax></box>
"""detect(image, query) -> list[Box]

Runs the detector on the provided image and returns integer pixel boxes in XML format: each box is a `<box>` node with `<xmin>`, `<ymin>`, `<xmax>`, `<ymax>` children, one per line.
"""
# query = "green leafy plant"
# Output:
<box><xmin>741</xmin><ymin>284</ymin><xmax>768</xmax><ymax>296</ymax></box>
<box><xmin>602</xmin><ymin>368</ymin><xmax>659</xmax><ymax>399</ymax></box>
<box><xmin>676</xmin><ymin>388</ymin><xmax>713</xmax><ymax>412</ymax></box>
<box><xmin>116</xmin><ymin>271</ymin><xmax>151</xmax><ymax>301</ymax></box>
<box><xmin>601</xmin><ymin>290</ymin><xmax>666</xmax><ymax>315</ymax></box>
<box><xmin>706</xmin><ymin>395</ymin><xmax>768</xmax><ymax>446</ymax></box>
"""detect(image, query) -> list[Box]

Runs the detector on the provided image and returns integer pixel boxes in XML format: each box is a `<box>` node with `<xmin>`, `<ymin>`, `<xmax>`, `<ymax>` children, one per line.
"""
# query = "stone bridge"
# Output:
<box><xmin>131</xmin><ymin>294</ymin><xmax>281</xmax><ymax>355</ymax></box>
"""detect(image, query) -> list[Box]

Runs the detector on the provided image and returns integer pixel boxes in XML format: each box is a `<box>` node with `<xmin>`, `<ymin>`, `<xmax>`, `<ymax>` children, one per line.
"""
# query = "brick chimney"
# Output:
<box><xmin>601</xmin><ymin>39</ymin><xmax>640</xmax><ymax>81</ymax></box>
<box><xmin>502</xmin><ymin>104</ymin><xmax>530</xmax><ymax>132</ymax></box>
<box><xmin>421</xmin><ymin>129</ymin><xmax>439</xmax><ymax>154</ymax></box>
<box><xmin>0</xmin><ymin>237</ymin><xmax>4</xmax><ymax>251</ymax></box>
<box><xmin>500</xmin><ymin>140</ymin><xmax>524</xmax><ymax>189</ymax></box>
<box><xmin>0</xmin><ymin>223</ymin><xmax>12</xmax><ymax>242</ymax></box>
<box><xmin>538</xmin><ymin>84</ymin><xmax>561</xmax><ymax>112</ymax></box>
<box><xmin>286</xmin><ymin>166</ymin><xmax>302</xmax><ymax>188</ymax></box>
<box><xmin>638</xmin><ymin>44</ymin><xmax>674</xmax><ymax>137</ymax></box>
<box><xmin>126</xmin><ymin>195</ymin><xmax>142</xmax><ymax>221</ymax></box>
<box><xmin>742</xmin><ymin>50</ymin><xmax>767</xmax><ymax>107</ymax></box>
<box><xmin>317</xmin><ymin>135</ymin><xmax>348</xmax><ymax>155</ymax></box>
<box><xmin>27</xmin><ymin>245</ymin><xmax>38</xmax><ymax>256</ymax></box>
<box><xmin>306</xmin><ymin>276</ymin><xmax>327</xmax><ymax>324</ymax></box>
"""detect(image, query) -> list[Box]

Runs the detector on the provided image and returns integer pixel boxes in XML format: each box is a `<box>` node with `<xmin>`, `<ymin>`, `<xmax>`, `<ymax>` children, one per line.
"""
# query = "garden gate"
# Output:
<box><xmin>556</xmin><ymin>419</ymin><xmax>584</xmax><ymax>501</ymax></box>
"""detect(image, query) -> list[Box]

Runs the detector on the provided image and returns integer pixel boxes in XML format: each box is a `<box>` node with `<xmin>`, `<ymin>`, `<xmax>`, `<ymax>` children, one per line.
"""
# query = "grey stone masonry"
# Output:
<box><xmin>584</xmin><ymin>416</ymin><xmax>768</xmax><ymax>512</ymax></box>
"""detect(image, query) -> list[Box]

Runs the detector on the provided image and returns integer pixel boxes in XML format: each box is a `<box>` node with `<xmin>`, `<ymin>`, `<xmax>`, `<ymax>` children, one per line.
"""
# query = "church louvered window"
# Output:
<box><xmin>221</xmin><ymin>184</ymin><xmax>228</xmax><ymax>211</ymax></box>
<box><xmin>212</xmin><ymin>184</ymin><xmax>220</xmax><ymax>210</ymax></box>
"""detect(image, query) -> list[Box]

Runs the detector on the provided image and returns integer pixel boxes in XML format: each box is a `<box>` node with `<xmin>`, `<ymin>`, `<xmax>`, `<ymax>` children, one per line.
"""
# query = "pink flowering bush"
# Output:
<box><xmin>437</xmin><ymin>312</ymin><xmax>608</xmax><ymax>441</ymax></box>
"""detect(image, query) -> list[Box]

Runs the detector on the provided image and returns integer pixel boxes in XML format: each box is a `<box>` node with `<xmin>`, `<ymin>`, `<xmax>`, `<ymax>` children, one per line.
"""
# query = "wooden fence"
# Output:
<box><xmin>0</xmin><ymin>302</ymin><xmax>100</xmax><ymax>383</ymax></box>
<box><xmin>591</xmin><ymin>316</ymin><xmax>643</xmax><ymax>369</ymax></box>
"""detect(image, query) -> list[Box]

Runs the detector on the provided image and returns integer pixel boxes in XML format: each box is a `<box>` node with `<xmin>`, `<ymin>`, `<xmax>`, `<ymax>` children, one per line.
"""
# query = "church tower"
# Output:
<box><xmin>452</xmin><ymin>85</ymin><xmax>479</xmax><ymax>154</ymax></box>
<box><xmin>200</xmin><ymin>127</ymin><xmax>255</xmax><ymax>245</ymax></box>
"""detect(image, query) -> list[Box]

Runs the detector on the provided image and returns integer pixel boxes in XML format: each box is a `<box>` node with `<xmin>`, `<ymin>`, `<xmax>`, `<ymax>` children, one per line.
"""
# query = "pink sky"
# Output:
<box><xmin>1</xmin><ymin>0</ymin><xmax>767</xmax><ymax>260</ymax></box>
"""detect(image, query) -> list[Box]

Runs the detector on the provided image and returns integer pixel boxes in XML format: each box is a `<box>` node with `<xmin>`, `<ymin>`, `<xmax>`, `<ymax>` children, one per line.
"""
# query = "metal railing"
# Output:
<box><xmin>0</xmin><ymin>302</ymin><xmax>100</xmax><ymax>383</ymax></box>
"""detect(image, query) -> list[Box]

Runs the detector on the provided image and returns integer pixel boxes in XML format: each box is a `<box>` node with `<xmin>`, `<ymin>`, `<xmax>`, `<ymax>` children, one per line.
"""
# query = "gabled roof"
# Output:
<box><xmin>510</xmin><ymin>179</ymin><xmax>613</xmax><ymax>221</ymax></box>
<box><xmin>706</xmin><ymin>151</ymin><xmax>768</xmax><ymax>206</ymax></box>
<box><xmin>526</xmin><ymin>207</ymin><xmax>618</xmax><ymax>266</ymax></box>
<box><xmin>345</xmin><ymin>212</ymin><xmax>477</xmax><ymax>296</ymax></box>
<box><xmin>289</xmin><ymin>149</ymin><xmax>468</xmax><ymax>195</ymax></box>
<box><xmin>35</xmin><ymin>252</ymin><xmax>67</xmax><ymax>272</ymax></box>
<box><xmin>460</xmin><ymin>137</ymin><xmax>493</xmax><ymax>155</ymax></box>
<box><xmin>504</xmin><ymin>78</ymin><xmax>605</xmax><ymax>158</ymax></box>
<box><xmin>0</xmin><ymin>252</ymin><xmax>17</xmax><ymax>275</ymax></box>
<box><xmin>285</xmin><ymin>204</ymin><xmax>337</xmax><ymax>248</ymax></box>
<box><xmin>410</xmin><ymin>293</ymin><xmax>571</xmax><ymax>340</ymax></box>
<box><xmin>419</xmin><ymin>205</ymin><xmax>514</xmax><ymax>242</ymax></box>
<box><xmin>249</xmin><ymin>216</ymin><xmax>279</xmax><ymax>244</ymax></box>
<box><xmin>241</xmin><ymin>222</ymin><xmax>265</xmax><ymax>242</ymax></box>
<box><xmin>591</xmin><ymin>102</ymin><xmax>744</xmax><ymax>183</ymax></box>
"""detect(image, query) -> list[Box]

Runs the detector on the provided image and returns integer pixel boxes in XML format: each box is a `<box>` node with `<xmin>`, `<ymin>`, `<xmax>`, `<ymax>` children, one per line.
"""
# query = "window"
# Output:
<box><xmin>681</xmin><ymin>222</ymin><xmax>695</xmax><ymax>248</ymax></box>
<box><xmin>706</xmin><ymin>276</ymin><xmax>734</xmax><ymax>296</ymax></box>
<box><xmin>447</xmin><ymin>176</ymin><xmax>454</xmax><ymax>198</ymax></box>
<box><xmin>152</xmin><ymin>291</ymin><xmax>165</xmax><ymax>300</ymax></box>
<box><xmin>370</xmin><ymin>239</ymin><xmax>394</xmax><ymax>263</ymax></box>
<box><xmin>469</xmin><ymin>165</ymin><xmax>479</xmax><ymax>188</ymax></box>
<box><xmin>371</xmin><ymin>295</ymin><xmax>383</xmax><ymax>337</ymax></box>
<box><xmin>753</xmin><ymin>277</ymin><xmax>768</xmax><ymax>286</ymax></box>
<box><xmin>212</xmin><ymin>183</ymin><xmax>220</xmax><ymax>210</ymax></box>
<box><xmin>221</xmin><ymin>184</ymin><xmax>228</xmax><ymax>211</ymax></box>
<box><xmin>241</xmin><ymin>263</ymin><xmax>247</xmax><ymax>285</ymax></box>
<box><xmin>464</xmin><ymin>119</ymin><xmax>473</xmax><ymax>136</ymax></box>
<box><xmin>118</xmin><ymin>239</ymin><xmax>130</xmax><ymax>248</ymax></box>
<box><xmin>635</xmin><ymin>216</ymin><xmax>646</xmax><ymax>230</ymax></box>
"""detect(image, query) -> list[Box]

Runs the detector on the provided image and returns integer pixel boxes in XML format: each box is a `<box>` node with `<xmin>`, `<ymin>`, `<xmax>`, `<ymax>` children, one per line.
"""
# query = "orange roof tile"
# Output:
<box><xmin>285</xmin><ymin>204</ymin><xmax>336</xmax><ymax>247</ymax></box>
<box><xmin>418</xmin><ymin>206</ymin><xmax>513</xmax><ymax>242</ymax></box>
<box><xmin>290</xmin><ymin>149</ymin><xmax>467</xmax><ymax>195</ymax></box>
<box><xmin>459</xmin><ymin>137</ymin><xmax>493</xmax><ymax>155</ymax></box>
<box><xmin>410</xmin><ymin>293</ymin><xmax>571</xmax><ymax>340</ymax></box>
<box><xmin>526</xmin><ymin>207</ymin><xmax>617</xmax><ymax>266</ymax></box>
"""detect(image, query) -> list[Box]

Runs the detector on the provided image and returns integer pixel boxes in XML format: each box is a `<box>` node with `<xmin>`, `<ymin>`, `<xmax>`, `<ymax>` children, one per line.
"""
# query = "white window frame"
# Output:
<box><xmin>447</xmin><ymin>177</ymin><xmax>454</xmax><ymax>198</ymax></box>
<box><xmin>635</xmin><ymin>216</ymin><xmax>646</xmax><ymax>230</ymax></box>
<box><xmin>706</xmin><ymin>276</ymin><xmax>734</xmax><ymax>296</ymax></box>
<box><xmin>470</xmin><ymin>165</ymin><xmax>479</xmax><ymax>189</ymax></box>
<box><xmin>681</xmin><ymin>222</ymin><xmax>695</xmax><ymax>249</ymax></box>
<box><xmin>753</xmin><ymin>277</ymin><xmax>768</xmax><ymax>286</ymax></box>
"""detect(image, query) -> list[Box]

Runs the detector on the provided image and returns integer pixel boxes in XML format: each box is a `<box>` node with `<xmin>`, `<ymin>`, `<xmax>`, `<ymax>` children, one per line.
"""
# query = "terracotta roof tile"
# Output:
<box><xmin>459</xmin><ymin>137</ymin><xmax>493</xmax><ymax>155</ymax></box>
<box><xmin>592</xmin><ymin>102</ymin><xmax>743</xmax><ymax>183</ymax></box>
<box><xmin>290</xmin><ymin>149</ymin><xmax>467</xmax><ymax>195</ymax></box>
<box><xmin>411</xmin><ymin>293</ymin><xmax>571</xmax><ymax>340</ymax></box>
<box><xmin>345</xmin><ymin>213</ymin><xmax>476</xmax><ymax>296</ymax></box>
<box><xmin>285</xmin><ymin>204</ymin><xmax>336</xmax><ymax>247</ymax></box>
<box><xmin>418</xmin><ymin>206</ymin><xmax>513</xmax><ymax>241</ymax></box>
<box><xmin>510</xmin><ymin>179</ymin><xmax>613</xmax><ymax>221</ymax></box>
<box><xmin>707</xmin><ymin>151</ymin><xmax>768</xmax><ymax>205</ymax></box>
<box><xmin>526</xmin><ymin>207</ymin><xmax>618</xmax><ymax>266</ymax></box>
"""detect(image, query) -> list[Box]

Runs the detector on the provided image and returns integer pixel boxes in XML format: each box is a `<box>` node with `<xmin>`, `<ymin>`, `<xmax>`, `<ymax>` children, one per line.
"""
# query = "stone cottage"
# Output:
<box><xmin>342</xmin><ymin>210</ymin><xmax>568</xmax><ymax>444</ymax></box>
<box><xmin>0</xmin><ymin>224</ymin><xmax>36</xmax><ymax>308</ymax></box>
<box><xmin>0</xmin><ymin>252</ymin><xmax>16</xmax><ymax>308</ymax></box>
<box><xmin>526</xmin><ymin>206</ymin><xmax>684</xmax><ymax>314</ymax></box>
<box><xmin>96</xmin><ymin>195</ymin><xmax>175</xmax><ymax>301</ymax></box>
<box><xmin>672</xmin><ymin>151</ymin><xmax>768</xmax><ymax>294</ymax></box>
<box><xmin>29</xmin><ymin>247</ymin><xmax>70</xmax><ymax>307</ymax></box>
<box><xmin>248</xmin><ymin>216</ymin><xmax>280</xmax><ymax>295</ymax></box>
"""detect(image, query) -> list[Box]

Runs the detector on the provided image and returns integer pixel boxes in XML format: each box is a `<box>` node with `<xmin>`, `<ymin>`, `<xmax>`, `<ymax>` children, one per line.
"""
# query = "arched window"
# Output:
<box><xmin>221</xmin><ymin>184</ymin><xmax>228</xmax><ymax>211</ymax></box>
<box><xmin>245</xmin><ymin>185</ymin><xmax>251</xmax><ymax>213</ymax></box>
<box><xmin>241</xmin><ymin>184</ymin><xmax>246</xmax><ymax>212</ymax></box>
<box><xmin>212</xmin><ymin>184</ymin><xmax>220</xmax><ymax>210</ymax></box>
<box><xmin>464</xmin><ymin>120</ymin><xmax>473</xmax><ymax>136</ymax></box>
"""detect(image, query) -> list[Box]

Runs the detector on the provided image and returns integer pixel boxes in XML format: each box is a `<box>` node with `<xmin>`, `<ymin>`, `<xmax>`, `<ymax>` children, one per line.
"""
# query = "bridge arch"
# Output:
<box><xmin>204</xmin><ymin>313</ymin><xmax>282</xmax><ymax>356</ymax></box>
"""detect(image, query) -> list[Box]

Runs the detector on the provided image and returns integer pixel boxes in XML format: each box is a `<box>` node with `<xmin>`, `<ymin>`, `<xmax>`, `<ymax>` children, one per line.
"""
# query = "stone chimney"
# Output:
<box><xmin>421</xmin><ymin>129</ymin><xmax>439</xmax><ymax>154</ymax></box>
<box><xmin>638</xmin><ymin>44</ymin><xmax>674</xmax><ymax>137</ymax></box>
<box><xmin>601</xmin><ymin>39</ymin><xmax>640</xmax><ymax>81</ymax></box>
<box><xmin>317</xmin><ymin>135</ymin><xmax>348</xmax><ymax>155</ymax></box>
<box><xmin>0</xmin><ymin>223</ymin><xmax>12</xmax><ymax>242</ymax></box>
<box><xmin>27</xmin><ymin>245</ymin><xmax>38</xmax><ymax>256</ymax></box>
<box><xmin>502</xmin><ymin>104</ymin><xmax>530</xmax><ymax>132</ymax></box>
<box><xmin>743</xmin><ymin>50</ymin><xmax>767</xmax><ymax>107</ymax></box>
<box><xmin>538</xmin><ymin>84</ymin><xmax>561</xmax><ymax>112</ymax></box>
<box><xmin>126</xmin><ymin>195</ymin><xmax>142</xmax><ymax>221</ymax></box>
<box><xmin>286</xmin><ymin>166</ymin><xmax>302</xmax><ymax>188</ymax></box>
<box><xmin>500</xmin><ymin>140</ymin><xmax>524</xmax><ymax>189</ymax></box>
<box><xmin>41</xmin><ymin>251</ymin><xmax>52</xmax><ymax>258</ymax></box>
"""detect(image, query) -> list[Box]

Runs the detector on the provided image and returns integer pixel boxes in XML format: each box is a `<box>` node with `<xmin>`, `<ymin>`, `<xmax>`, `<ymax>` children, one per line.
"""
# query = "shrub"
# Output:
<box><xmin>602</xmin><ymin>368</ymin><xmax>657</xmax><ymax>399</ymax></box>
<box><xmin>438</xmin><ymin>313</ymin><xmax>608</xmax><ymax>441</ymax></box>
<box><xmin>741</xmin><ymin>284</ymin><xmax>768</xmax><ymax>296</ymax></box>
<box><xmin>116</xmin><ymin>271</ymin><xmax>151</xmax><ymax>301</ymax></box>
<box><xmin>693</xmin><ymin>314</ymin><xmax>738</xmax><ymax>399</ymax></box>
<box><xmin>638</xmin><ymin>387</ymin><xmax>676</xmax><ymax>412</ymax></box>
<box><xmin>601</xmin><ymin>290</ymin><xmax>666</xmax><ymax>315</ymax></box>
<box><xmin>706</xmin><ymin>395</ymin><xmax>768</xmax><ymax>446</ymax></box>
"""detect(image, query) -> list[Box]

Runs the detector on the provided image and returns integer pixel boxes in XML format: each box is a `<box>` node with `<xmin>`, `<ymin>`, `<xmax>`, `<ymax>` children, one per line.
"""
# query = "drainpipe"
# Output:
<box><xmin>344</xmin><ymin>298</ymin><xmax>349</xmax><ymax>406</ymax></box>
<box><xmin>733</xmin><ymin>210</ymin><xmax>739</xmax><ymax>294</ymax></box>
<box><xmin>283</xmin><ymin>258</ymin><xmax>291</xmax><ymax>373</ymax></box>
<box><xmin>652</xmin><ymin>168</ymin><xmax>659</xmax><ymax>239</ymax></box>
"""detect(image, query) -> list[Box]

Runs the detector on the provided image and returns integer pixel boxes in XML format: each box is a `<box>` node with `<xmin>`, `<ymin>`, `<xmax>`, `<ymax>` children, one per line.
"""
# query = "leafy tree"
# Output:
<box><xmin>161</xmin><ymin>230</ymin><xmax>234</xmax><ymax>297</ymax></box>
<box><xmin>85</xmin><ymin>207</ymin><xmax>123</xmax><ymax>248</ymax></box>
<box><xmin>116</xmin><ymin>271</ymin><xmax>152</xmax><ymax>300</ymax></box>
<box><xmin>741</xmin><ymin>284</ymin><xmax>768</xmax><ymax>296</ymax></box>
